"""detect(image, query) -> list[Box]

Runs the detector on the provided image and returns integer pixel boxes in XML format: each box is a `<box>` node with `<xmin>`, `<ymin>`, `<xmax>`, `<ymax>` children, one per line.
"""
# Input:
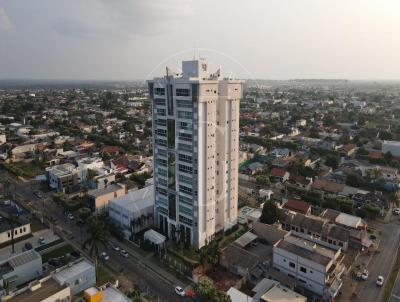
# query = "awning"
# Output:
<box><xmin>144</xmin><ymin>229</ymin><xmax>166</xmax><ymax>245</ymax></box>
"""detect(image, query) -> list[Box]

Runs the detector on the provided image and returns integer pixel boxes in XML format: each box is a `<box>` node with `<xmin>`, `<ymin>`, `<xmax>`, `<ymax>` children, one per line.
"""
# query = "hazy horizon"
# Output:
<box><xmin>1</xmin><ymin>0</ymin><xmax>399</xmax><ymax>81</ymax></box>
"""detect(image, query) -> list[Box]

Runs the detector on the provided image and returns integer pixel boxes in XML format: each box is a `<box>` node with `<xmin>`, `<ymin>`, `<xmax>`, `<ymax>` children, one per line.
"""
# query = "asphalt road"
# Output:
<box><xmin>355</xmin><ymin>214</ymin><xmax>400</xmax><ymax>302</ymax></box>
<box><xmin>1</xmin><ymin>170</ymin><xmax>192</xmax><ymax>302</ymax></box>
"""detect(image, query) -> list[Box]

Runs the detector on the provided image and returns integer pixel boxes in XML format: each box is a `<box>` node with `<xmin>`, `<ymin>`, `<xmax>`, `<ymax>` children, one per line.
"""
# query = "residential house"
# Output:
<box><xmin>282</xmin><ymin>199</ymin><xmax>311</xmax><ymax>215</ymax></box>
<box><xmin>270</xmin><ymin>168</ymin><xmax>290</xmax><ymax>183</ymax></box>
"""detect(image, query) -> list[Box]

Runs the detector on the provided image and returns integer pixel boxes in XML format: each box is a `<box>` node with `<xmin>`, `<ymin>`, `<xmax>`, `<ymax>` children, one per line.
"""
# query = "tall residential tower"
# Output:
<box><xmin>148</xmin><ymin>59</ymin><xmax>243</xmax><ymax>248</ymax></box>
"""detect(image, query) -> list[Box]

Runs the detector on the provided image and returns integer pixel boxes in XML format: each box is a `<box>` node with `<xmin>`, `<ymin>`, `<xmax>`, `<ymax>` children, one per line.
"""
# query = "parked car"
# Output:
<box><xmin>76</xmin><ymin>219</ymin><xmax>84</xmax><ymax>226</ymax></box>
<box><xmin>376</xmin><ymin>275</ymin><xmax>384</xmax><ymax>286</ymax></box>
<box><xmin>38</xmin><ymin>237</ymin><xmax>46</xmax><ymax>245</ymax></box>
<box><xmin>120</xmin><ymin>249</ymin><xmax>129</xmax><ymax>258</ymax></box>
<box><xmin>111</xmin><ymin>243</ymin><xmax>120</xmax><ymax>251</ymax></box>
<box><xmin>393</xmin><ymin>208</ymin><xmax>400</xmax><ymax>215</ymax></box>
<box><xmin>24</xmin><ymin>242</ymin><xmax>33</xmax><ymax>250</ymax></box>
<box><xmin>101</xmin><ymin>252</ymin><xmax>110</xmax><ymax>261</ymax></box>
<box><xmin>361</xmin><ymin>270</ymin><xmax>369</xmax><ymax>280</ymax></box>
<box><xmin>67</xmin><ymin>213</ymin><xmax>74</xmax><ymax>220</ymax></box>
<box><xmin>174</xmin><ymin>286</ymin><xmax>185</xmax><ymax>297</ymax></box>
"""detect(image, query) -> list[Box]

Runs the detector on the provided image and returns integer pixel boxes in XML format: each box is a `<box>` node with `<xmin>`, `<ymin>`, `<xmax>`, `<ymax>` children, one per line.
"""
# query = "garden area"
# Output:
<box><xmin>0</xmin><ymin>160</ymin><xmax>45</xmax><ymax>178</ymax></box>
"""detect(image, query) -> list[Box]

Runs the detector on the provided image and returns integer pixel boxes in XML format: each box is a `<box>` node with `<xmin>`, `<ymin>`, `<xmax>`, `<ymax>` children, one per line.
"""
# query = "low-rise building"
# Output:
<box><xmin>0</xmin><ymin>250</ymin><xmax>43</xmax><ymax>289</ymax></box>
<box><xmin>3</xmin><ymin>278</ymin><xmax>70</xmax><ymax>302</ymax></box>
<box><xmin>53</xmin><ymin>259</ymin><xmax>96</xmax><ymax>296</ymax></box>
<box><xmin>46</xmin><ymin>163</ymin><xmax>83</xmax><ymax>192</ymax></box>
<box><xmin>87</xmin><ymin>184</ymin><xmax>126</xmax><ymax>212</ymax></box>
<box><xmin>273</xmin><ymin>233</ymin><xmax>345</xmax><ymax>300</ymax></box>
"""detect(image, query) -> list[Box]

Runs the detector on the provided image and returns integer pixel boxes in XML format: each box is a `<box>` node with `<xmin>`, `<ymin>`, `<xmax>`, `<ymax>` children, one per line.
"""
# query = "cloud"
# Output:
<box><xmin>0</xmin><ymin>7</ymin><xmax>12</xmax><ymax>32</ymax></box>
<box><xmin>53</xmin><ymin>0</ymin><xmax>194</xmax><ymax>38</ymax></box>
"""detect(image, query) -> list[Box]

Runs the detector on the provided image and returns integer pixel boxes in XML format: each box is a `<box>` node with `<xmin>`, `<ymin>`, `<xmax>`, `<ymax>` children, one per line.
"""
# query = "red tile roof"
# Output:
<box><xmin>271</xmin><ymin>168</ymin><xmax>288</xmax><ymax>177</ymax></box>
<box><xmin>283</xmin><ymin>199</ymin><xmax>311</xmax><ymax>215</ymax></box>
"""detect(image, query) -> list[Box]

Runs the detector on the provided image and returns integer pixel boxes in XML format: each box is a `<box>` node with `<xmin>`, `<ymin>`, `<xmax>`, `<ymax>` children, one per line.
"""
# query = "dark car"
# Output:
<box><xmin>24</xmin><ymin>242</ymin><xmax>33</xmax><ymax>250</ymax></box>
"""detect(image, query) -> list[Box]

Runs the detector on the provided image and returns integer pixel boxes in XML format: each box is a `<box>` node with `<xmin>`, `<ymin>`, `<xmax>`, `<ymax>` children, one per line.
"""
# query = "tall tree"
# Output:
<box><xmin>260</xmin><ymin>199</ymin><xmax>280</xmax><ymax>225</ymax></box>
<box><xmin>1</xmin><ymin>211</ymin><xmax>19</xmax><ymax>254</ymax></box>
<box><xmin>83</xmin><ymin>216</ymin><xmax>109</xmax><ymax>279</ymax></box>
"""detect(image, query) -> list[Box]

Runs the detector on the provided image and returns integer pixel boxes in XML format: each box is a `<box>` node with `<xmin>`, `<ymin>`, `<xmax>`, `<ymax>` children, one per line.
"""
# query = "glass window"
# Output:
<box><xmin>156</xmin><ymin>139</ymin><xmax>167</xmax><ymax>147</ymax></box>
<box><xmin>168</xmin><ymin>153</ymin><xmax>176</xmax><ymax>189</ymax></box>
<box><xmin>156</xmin><ymin>129</ymin><xmax>167</xmax><ymax>136</ymax></box>
<box><xmin>179</xmin><ymin>205</ymin><xmax>193</xmax><ymax>216</ymax></box>
<box><xmin>167</xmin><ymin>84</ymin><xmax>174</xmax><ymax>115</ymax></box>
<box><xmin>156</xmin><ymin>119</ymin><xmax>167</xmax><ymax>126</ymax></box>
<box><xmin>179</xmin><ymin>215</ymin><xmax>192</xmax><ymax>226</ymax></box>
<box><xmin>179</xmin><ymin>133</ymin><xmax>192</xmax><ymax>142</ymax></box>
<box><xmin>179</xmin><ymin>153</ymin><xmax>192</xmax><ymax>163</ymax></box>
<box><xmin>289</xmin><ymin>262</ymin><xmax>295</xmax><ymax>268</ymax></box>
<box><xmin>178</xmin><ymin>174</ymin><xmax>192</xmax><ymax>184</ymax></box>
<box><xmin>179</xmin><ymin>121</ymin><xmax>192</xmax><ymax>130</ymax></box>
<box><xmin>179</xmin><ymin>195</ymin><xmax>192</xmax><ymax>206</ymax></box>
<box><xmin>178</xmin><ymin>143</ymin><xmax>192</xmax><ymax>152</ymax></box>
<box><xmin>167</xmin><ymin>119</ymin><xmax>175</xmax><ymax>148</ymax></box>
<box><xmin>179</xmin><ymin>185</ymin><xmax>192</xmax><ymax>195</ymax></box>
<box><xmin>178</xmin><ymin>111</ymin><xmax>193</xmax><ymax>119</ymax></box>
<box><xmin>177</xmin><ymin>99</ymin><xmax>192</xmax><ymax>108</ymax></box>
<box><xmin>155</xmin><ymin>88</ymin><xmax>165</xmax><ymax>96</ymax></box>
<box><xmin>300</xmin><ymin>266</ymin><xmax>307</xmax><ymax>273</ymax></box>
<box><xmin>157</xmin><ymin>108</ymin><xmax>166</xmax><ymax>116</ymax></box>
<box><xmin>176</xmin><ymin>88</ymin><xmax>190</xmax><ymax>97</ymax></box>
<box><xmin>178</xmin><ymin>164</ymin><xmax>193</xmax><ymax>174</ymax></box>
<box><xmin>155</xmin><ymin>98</ymin><xmax>166</xmax><ymax>106</ymax></box>
<box><xmin>168</xmin><ymin>194</ymin><xmax>176</xmax><ymax>220</ymax></box>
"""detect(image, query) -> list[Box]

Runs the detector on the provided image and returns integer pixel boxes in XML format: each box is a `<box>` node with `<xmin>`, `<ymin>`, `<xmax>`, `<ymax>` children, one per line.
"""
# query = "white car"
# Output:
<box><xmin>174</xmin><ymin>286</ymin><xmax>185</xmax><ymax>297</ymax></box>
<box><xmin>393</xmin><ymin>208</ymin><xmax>400</xmax><ymax>215</ymax></box>
<box><xmin>376</xmin><ymin>275</ymin><xmax>384</xmax><ymax>286</ymax></box>
<box><xmin>67</xmin><ymin>213</ymin><xmax>74</xmax><ymax>220</ymax></box>
<box><xmin>120</xmin><ymin>249</ymin><xmax>129</xmax><ymax>258</ymax></box>
<box><xmin>101</xmin><ymin>252</ymin><xmax>110</xmax><ymax>261</ymax></box>
<box><xmin>111</xmin><ymin>243</ymin><xmax>120</xmax><ymax>251</ymax></box>
<box><xmin>361</xmin><ymin>270</ymin><xmax>369</xmax><ymax>280</ymax></box>
<box><xmin>38</xmin><ymin>237</ymin><xmax>46</xmax><ymax>245</ymax></box>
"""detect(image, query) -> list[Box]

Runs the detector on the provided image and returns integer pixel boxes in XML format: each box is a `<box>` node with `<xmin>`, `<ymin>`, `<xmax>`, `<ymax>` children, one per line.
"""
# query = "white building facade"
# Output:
<box><xmin>273</xmin><ymin>233</ymin><xmax>345</xmax><ymax>300</ymax></box>
<box><xmin>148</xmin><ymin>59</ymin><xmax>243</xmax><ymax>248</ymax></box>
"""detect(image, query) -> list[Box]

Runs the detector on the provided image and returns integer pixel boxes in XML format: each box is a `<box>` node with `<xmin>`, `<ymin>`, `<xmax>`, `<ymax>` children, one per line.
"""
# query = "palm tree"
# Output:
<box><xmin>82</xmin><ymin>216</ymin><xmax>108</xmax><ymax>279</ymax></box>
<box><xmin>1</xmin><ymin>211</ymin><xmax>19</xmax><ymax>254</ymax></box>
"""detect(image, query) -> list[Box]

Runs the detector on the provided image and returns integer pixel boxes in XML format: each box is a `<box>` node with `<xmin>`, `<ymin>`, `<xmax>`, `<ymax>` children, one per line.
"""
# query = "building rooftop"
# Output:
<box><xmin>53</xmin><ymin>259</ymin><xmax>94</xmax><ymax>285</ymax></box>
<box><xmin>275</xmin><ymin>234</ymin><xmax>337</xmax><ymax>267</ymax></box>
<box><xmin>109</xmin><ymin>185</ymin><xmax>154</xmax><ymax>212</ymax></box>
<box><xmin>260</xmin><ymin>283</ymin><xmax>307</xmax><ymax>302</ymax></box>
<box><xmin>88</xmin><ymin>184</ymin><xmax>124</xmax><ymax>198</ymax></box>
<box><xmin>6</xmin><ymin>278</ymin><xmax>67</xmax><ymax>302</ymax></box>
<box><xmin>7</xmin><ymin>250</ymin><xmax>41</xmax><ymax>269</ymax></box>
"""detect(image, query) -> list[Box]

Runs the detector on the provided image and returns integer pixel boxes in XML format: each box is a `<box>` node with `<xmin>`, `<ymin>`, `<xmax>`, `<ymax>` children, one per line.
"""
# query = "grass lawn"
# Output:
<box><xmin>382</xmin><ymin>245</ymin><xmax>400</xmax><ymax>302</ymax></box>
<box><xmin>97</xmin><ymin>265</ymin><xmax>115</xmax><ymax>286</ymax></box>
<box><xmin>41</xmin><ymin>244</ymin><xmax>75</xmax><ymax>263</ymax></box>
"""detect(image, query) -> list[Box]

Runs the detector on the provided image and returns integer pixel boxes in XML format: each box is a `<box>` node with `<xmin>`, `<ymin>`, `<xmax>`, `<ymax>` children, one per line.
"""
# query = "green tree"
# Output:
<box><xmin>194</xmin><ymin>278</ymin><xmax>232</xmax><ymax>302</ymax></box>
<box><xmin>259</xmin><ymin>199</ymin><xmax>280</xmax><ymax>225</ymax></box>
<box><xmin>325</xmin><ymin>155</ymin><xmax>340</xmax><ymax>169</ymax></box>
<box><xmin>256</xmin><ymin>175</ymin><xmax>270</xmax><ymax>186</ymax></box>
<box><xmin>83</xmin><ymin>217</ymin><xmax>109</xmax><ymax>279</ymax></box>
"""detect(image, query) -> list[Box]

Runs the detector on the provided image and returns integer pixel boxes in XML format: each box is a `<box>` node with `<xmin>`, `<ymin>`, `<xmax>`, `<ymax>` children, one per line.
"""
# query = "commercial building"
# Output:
<box><xmin>273</xmin><ymin>233</ymin><xmax>345</xmax><ymax>300</ymax></box>
<box><xmin>108</xmin><ymin>186</ymin><xmax>154</xmax><ymax>236</ymax></box>
<box><xmin>149</xmin><ymin>59</ymin><xmax>243</xmax><ymax>248</ymax></box>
